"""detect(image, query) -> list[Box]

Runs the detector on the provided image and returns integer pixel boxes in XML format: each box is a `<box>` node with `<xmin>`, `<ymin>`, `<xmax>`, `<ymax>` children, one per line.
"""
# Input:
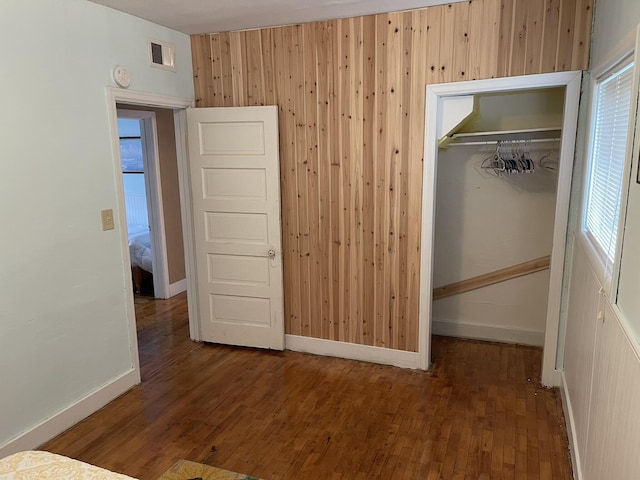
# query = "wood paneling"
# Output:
<box><xmin>190</xmin><ymin>0</ymin><xmax>592</xmax><ymax>352</ymax></box>
<box><xmin>433</xmin><ymin>255</ymin><xmax>551</xmax><ymax>301</ymax></box>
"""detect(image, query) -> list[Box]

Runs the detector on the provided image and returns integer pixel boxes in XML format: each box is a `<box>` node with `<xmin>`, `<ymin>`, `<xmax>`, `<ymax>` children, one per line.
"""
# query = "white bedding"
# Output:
<box><xmin>0</xmin><ymin>451</ymin><xmax>136</xmax><ymax>479</ymax></box>
<box><xmin>128</xmin><ymin>224</ymin><xmax>153</xmax><ymax>273</ymax></box>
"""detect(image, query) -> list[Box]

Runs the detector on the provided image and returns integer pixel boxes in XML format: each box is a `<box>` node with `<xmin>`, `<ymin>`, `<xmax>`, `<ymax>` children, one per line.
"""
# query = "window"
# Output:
<box><xmin>584</xmin><ymin>62</ymin><xmax>635</xmax><ymax>265</ymax></box>
<box><xmin>118</xmin><ymin>118</ymin><xmax>144</xmax><ymax>172</ymax></box>
<box><xmin>117</xmin><ymin>117</ymin><xmax>149</xmax><ymax>229</ymax></box>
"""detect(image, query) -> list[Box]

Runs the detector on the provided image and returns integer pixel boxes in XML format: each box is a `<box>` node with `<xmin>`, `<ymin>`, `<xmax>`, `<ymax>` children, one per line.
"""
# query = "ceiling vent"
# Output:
<box><xmin>148</xmin><ymin>38</ymin><xmax>175</xmax><ymax>72</ymax></box>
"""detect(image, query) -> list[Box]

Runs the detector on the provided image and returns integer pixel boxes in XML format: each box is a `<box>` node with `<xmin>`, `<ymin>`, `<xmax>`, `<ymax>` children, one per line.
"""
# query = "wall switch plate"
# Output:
<box><xmin>101</xmin><ymin>209</ymin><xmax>115</xmax><ymax>231</ymax></box>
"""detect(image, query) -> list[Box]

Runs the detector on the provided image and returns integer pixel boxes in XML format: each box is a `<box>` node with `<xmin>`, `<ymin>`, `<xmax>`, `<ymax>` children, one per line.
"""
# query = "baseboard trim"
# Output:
<box><xmin>432</xmin><ymin>320</ymin><xmax>545</xmax><ymax>346</ymax></box>
<box><xmin>544</xmin><ymin>368</ymin><xmax>562</xmax><ymax>387</ymax></box>
<box><xmin>560</xmin><ymin>371</ymin><xmax>582</xmax><ymax>480</ymax></box>
<box><xmin>0</xmin><ymin>369</ymin><xmax>138</xmax><ymax>458</ymax></box>
<box><xmin>285</xmin><ymin>335</ymin><xmax>421</xmax><ymax>369</ymax></box>
<box><xmin>169</xmin><ymin>278</ymin><xmax>187</xmax><ymax>297</ymax></box>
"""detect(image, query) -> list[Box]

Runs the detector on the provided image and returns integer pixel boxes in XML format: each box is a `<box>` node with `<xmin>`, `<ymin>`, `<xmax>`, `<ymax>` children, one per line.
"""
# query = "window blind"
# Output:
<box><xmin>585</xmin><ymin>62</ymin><xmax>635</xmax><ymax>264</ymax></box>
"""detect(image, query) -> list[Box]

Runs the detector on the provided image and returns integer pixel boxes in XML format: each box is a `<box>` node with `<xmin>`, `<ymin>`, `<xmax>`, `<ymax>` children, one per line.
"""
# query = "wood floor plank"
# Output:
<box><xmin>41</xmin><ymin>293</ymin><xmax>573</xmax><ymax>480</ymax></box>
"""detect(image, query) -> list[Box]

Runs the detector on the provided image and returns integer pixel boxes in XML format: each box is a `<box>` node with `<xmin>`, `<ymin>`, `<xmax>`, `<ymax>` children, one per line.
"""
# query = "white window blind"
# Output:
<box><xmin>585</xmin><ymin>62</ymin><xmax>635</xmax><ymax>264</ymax></box>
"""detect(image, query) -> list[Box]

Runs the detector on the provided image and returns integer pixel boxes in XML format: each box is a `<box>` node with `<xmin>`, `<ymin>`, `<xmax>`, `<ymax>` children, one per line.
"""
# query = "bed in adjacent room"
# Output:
<box><xmin>128</xmin><ymin>224</ymin><xmax>153</xmax><ymax>295</ymax></box>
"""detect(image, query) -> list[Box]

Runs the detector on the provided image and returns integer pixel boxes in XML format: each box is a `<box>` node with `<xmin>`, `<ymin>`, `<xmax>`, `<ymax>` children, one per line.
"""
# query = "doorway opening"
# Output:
<box><xmin>419</xmin><ymin>72</ymin><xmax>583</xmax><ymax>386</ymax></box>
<box><xmin>106</xmin><ymin>88</ymin><xmax>197</xmax><ymax>382</ymax></box>
<box><xmin>116</xmin><ymin>104</ymin><xmax>190</xmax><ymax>376</ymax></box>
<box><xmin>116</xmin><ymin>109</ymin><xmax>165</xmax><ymax>298</ymax></box>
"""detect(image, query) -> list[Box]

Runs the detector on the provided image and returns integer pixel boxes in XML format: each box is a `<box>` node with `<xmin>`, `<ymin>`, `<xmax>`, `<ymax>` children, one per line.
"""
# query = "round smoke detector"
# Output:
<box><xmin>112</xmin><ymin>65</ymin><xmax>131</xmax><ymax>88</ymax></box>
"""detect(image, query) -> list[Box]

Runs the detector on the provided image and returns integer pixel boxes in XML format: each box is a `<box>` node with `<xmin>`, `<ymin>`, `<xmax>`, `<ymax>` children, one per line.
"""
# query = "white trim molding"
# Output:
<box><xmin>285</xmin><ymin>335</ymin><xmax>420</xmax><ymax>370</ymax></box>
<box><xmin>432</xmin><ymin>321</ymin><xmax>545</xmax><ymax>347</ymax></box>
<box><xmin>420</xmin><ymin>71</ymin><xmax>583</xmax><ymax>387</ymax></box>
<box><xmin>107</xmin><ymin>88</ymin><xmax>193</xmax><ymax>110</ymax></box>
<box><xmin>0</xmin><ymin>370</ymin><xmax>138</xmax><ymax>458</ymax></box>
<box><xmin>169</xmin><ymin>278</ymin><xmax>187</xmax><ymax>297</ymax></box>
<box><xmin>560</xmin><ymin>371</ymin><xmax>583</xmax><ymax>480</ymax></box>
<box><xmin>105</xmin><ymin>88</ymin><xmax>196</xmax><ymax>377</ymax></box>
<box><xmin>173</xmin><ymin>108</ymin><xmax>201</xmax><ymax>341</ymax></box>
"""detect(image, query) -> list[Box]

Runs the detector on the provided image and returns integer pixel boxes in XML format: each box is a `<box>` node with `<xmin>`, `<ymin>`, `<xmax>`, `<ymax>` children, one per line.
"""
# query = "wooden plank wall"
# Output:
<box><xmin>190</xmin><ymin>0</ymin><xmax>593</xmax><ymax>352</ymax></box>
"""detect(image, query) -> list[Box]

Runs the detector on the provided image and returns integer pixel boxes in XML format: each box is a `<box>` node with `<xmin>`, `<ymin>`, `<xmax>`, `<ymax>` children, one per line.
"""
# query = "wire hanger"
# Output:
<box><xmin>481</xmin><ymin>139</ymin><xmax>541</xmax><ymax>176</ymax></box>
<box><xmin>539</xmin><ymin>138</ymin><xmax>560</xmax><ymax>172</ymax></box>
<box><xmin>481</xmin><ymin>143</ymin><xmax>505</xmax><ymax>175</ymax></box>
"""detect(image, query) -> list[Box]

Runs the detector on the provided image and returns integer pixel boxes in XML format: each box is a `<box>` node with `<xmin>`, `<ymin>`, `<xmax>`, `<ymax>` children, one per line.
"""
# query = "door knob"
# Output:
<box><xmin>267</xmin><ymin>248</ymin><xmax>277</xmax><ymax>267</ymax></box>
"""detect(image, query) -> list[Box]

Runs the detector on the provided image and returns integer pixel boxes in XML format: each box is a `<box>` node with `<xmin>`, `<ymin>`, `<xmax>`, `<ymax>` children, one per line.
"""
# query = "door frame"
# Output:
<box><xmin>418</xmin><ymin>71</ymin><xmax>582</xmax><ymax>387</ymax></box>
<box><xmin>116</xmin><ymin>108</ymin><xmax>170</xmax><ymax>299</ymax></box>
<box><xmin>106</xmin><ymin>88</ymin><xmax>198</xmax><ymax>380</ymax></box>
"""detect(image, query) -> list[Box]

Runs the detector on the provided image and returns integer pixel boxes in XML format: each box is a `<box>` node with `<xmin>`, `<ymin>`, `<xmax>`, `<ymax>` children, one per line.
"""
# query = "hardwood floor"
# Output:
<box><xmin>41</xmin><ymin>293</ymin><xmax>573</xmax><ymax>479</ymax></box>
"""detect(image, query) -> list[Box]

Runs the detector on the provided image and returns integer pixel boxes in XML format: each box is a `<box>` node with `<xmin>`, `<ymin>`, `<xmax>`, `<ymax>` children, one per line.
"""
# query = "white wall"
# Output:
<box><xmin>561</xmin><ymin>1</ymin><xmax>640</xmax><ymax>478</ymax></box>
<box><xmin>590</xmin><ymin>0</ymin><xmax>640</xmax><ymax>69</ymax></box>
<box><xmin>617</xmin><ymin>87</ymin><xmax>640</xmax><ymax>344</ymax></box>
<box><xmin>433</xmin><ymin>143</ymin><xmax>559</xmax><ymax>345</ymax></box>
<box><xmin>0</xmin><ymin>0</ymin><xmax>193</xmax><ymax>452</ymax></box>
<box><xmin>587</xmin><ymin>0</ymin><xmax>640</xmax><ymax>343</ymax></box>
<box><xmin>470</xmin><ymin>88</ymin><xmax>565</xmax><ymax>132</ymax></box>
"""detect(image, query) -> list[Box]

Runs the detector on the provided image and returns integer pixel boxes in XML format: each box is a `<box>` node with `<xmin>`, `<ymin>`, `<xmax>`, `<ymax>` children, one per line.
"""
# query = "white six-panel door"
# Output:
<box><xmin>186</xmin><ymin>106</ymin><xmax>284</xmax><ymax>350</ymax></box>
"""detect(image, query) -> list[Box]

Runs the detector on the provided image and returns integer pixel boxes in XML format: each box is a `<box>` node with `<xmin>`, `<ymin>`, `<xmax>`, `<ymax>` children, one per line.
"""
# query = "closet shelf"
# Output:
<box><xmin>446</xmin><ymin>127</ymin><xmax>562</xmax><ymax>147</ymax></box>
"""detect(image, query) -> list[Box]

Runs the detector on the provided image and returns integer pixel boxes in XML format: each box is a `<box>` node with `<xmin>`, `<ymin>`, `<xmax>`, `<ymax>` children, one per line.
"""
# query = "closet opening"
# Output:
<box><xmin>418</xmin><ymin>72</ymin><xmax>582</xmax><ymax>386</ymax></box>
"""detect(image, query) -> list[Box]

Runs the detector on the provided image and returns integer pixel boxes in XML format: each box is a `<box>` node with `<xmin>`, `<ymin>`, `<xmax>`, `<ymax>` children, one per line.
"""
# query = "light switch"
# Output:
<box><xmin>101</xmin><ymin>209</ymin><xmax>115</xmax><ymax>231</ymax></box>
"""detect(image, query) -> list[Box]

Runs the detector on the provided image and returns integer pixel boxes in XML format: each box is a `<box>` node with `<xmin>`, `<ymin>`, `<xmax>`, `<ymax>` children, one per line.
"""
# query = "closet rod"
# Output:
<box><xmin>448</xmin><ymin>138</ymin><xmax>561</xmax><ymax>147</ymax></box>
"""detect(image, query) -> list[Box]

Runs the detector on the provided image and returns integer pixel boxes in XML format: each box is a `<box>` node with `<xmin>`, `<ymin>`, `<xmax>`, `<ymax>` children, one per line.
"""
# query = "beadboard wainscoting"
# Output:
<box><xmin>562</xmin><ymin>239</ymin><xmax>640</xmax><ymax>479</ymax></box>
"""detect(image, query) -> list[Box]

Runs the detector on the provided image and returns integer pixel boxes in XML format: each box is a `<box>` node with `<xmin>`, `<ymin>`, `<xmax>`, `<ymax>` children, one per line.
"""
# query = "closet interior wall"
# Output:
<box><xmin>190</xmin><ymin>0</ymin><xmax>593</xmax><ymax>352</ymax></box>
<box><xmin>433</xmin><ymin>88</ymin><xmax>565</xmax><ymax>346</ymax></box>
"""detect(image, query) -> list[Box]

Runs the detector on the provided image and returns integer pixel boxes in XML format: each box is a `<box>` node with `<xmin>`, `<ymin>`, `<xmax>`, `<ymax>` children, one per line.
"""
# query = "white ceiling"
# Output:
<box><xmin>89</xmin><ymin>0</ymin><xmax>466</xmax><ymax>35</ymax></box>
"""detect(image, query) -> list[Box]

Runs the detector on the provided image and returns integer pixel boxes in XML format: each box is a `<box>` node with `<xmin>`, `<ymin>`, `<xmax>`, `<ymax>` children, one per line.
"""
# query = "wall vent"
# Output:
<box><xmin>148</xmin><ymin>38</ymin><xmax>175</xmax><ymax>72</ymax></box>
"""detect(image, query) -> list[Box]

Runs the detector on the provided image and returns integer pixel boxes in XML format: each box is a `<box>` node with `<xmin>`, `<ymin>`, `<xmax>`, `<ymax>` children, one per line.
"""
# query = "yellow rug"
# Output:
<box><xmin>158</xmin><ymin>460</ymin><xmax>260</xmax><ymax>480</ymax></box>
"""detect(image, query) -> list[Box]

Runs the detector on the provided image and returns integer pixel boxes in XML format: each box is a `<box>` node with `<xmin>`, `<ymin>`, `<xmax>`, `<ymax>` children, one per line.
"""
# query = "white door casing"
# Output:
<box><xmin>419</xmin><ymin>71</ymin><xmax>582</xmax><ymax>386</ymax></box>
<box><xmin>187</xmin><ymin>106</ymin><xmax>284</xmax><ymax>350</ymax></box>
